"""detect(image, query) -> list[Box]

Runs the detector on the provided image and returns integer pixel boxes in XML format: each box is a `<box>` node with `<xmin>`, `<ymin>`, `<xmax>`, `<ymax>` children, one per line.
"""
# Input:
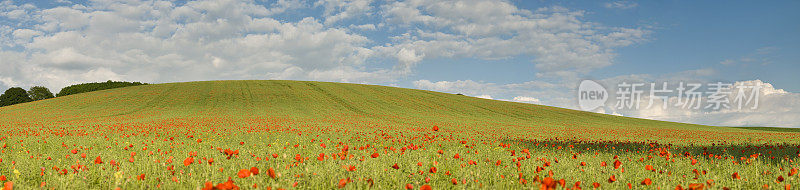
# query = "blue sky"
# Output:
<box><xmin>408</xmin><ymin>0</ymin><xmax>800</xmax><ymax>90</ymax></box>
<box><xmin>0</xmin><ymin>0</ymin><xmax>798</xmax><ymax>127</ymax></box>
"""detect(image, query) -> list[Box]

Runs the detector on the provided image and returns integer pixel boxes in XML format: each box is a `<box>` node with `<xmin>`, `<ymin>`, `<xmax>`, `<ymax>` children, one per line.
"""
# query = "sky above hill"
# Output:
<box><xmin>1</xmin><ymin>0</ymin><xmax>798</xmax><ymax>127</ymax></box>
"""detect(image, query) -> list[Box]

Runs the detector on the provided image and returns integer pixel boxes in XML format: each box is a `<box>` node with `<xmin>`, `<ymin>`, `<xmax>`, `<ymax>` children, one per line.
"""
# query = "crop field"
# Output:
<box><xmin>0</xmin><ymin>80</ymin><xmax>798</xmax><ymax>189</ymax></box>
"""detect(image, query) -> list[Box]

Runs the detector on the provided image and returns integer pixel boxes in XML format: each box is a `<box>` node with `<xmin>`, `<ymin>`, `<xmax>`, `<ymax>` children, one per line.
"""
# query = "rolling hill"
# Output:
<box><xmin>0</xmin><ymin>80</ymin><xmax>792</xmax><ymax>143</ymax></box>
<box><xmin>1</xmin><ymin>80</ymin><xmax>798</xmax><ymax>189</ymax></box>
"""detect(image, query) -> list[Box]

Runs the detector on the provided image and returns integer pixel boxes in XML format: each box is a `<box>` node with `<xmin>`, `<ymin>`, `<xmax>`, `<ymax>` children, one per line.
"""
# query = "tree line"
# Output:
<box><xmin>0</xmin><ymin>80</ymin><xmax>147</xmax><ymax>107</ymax></box>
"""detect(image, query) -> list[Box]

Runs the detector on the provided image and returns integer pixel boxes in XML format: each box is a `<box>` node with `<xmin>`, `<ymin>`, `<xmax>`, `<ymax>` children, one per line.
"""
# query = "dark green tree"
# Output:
<box><xmin>27</xmin><ymin>86</ymin><xmax>55</xmax><ymax>101</ymax></box>
<box><xmin>57</xmin><ymin>80</ymin><xmax>147</xmax><ymax>97</ymax></box>
<box><xmin>0</xmin><ymin>87</ymin><xmax>33</xmax><ymax>107</ymax></box>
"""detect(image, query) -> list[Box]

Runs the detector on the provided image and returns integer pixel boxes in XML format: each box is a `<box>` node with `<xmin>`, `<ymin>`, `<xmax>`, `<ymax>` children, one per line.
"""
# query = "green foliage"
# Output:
<box><xmin>28</xmin><ymin>86</ymin><xmax>55</xmax><ymax>101</ymax></box>
<box><xmin>0</xmin><ymin>87</ymin><xmax>33</xmax><ymax>107</ymax></box>
<box><xmin>56</xmin><ymin>80</ymin><xmax>147</xmax><ymax>97</ymax></box>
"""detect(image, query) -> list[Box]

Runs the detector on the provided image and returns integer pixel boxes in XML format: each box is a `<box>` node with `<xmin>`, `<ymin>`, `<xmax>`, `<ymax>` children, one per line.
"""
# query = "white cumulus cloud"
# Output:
<box><xmin>513</xmin><ymin>96</ymin><xmax>541</xmax><ymax>104</ymax></box>
<box><xmin>476</xmin><ymin>94</ymin><xmax>493</xmax><ymax>99</ymax></box>
<box><xmin>378</xmin><ymin>1</ymin><xmax>649</xmax><ymax>81</ymax></box>
<box><xmin>604</xmin><ymin>1</ymin><xmax>638</xmax><ymax>9</ymax></box>
<box><xmin>0</xmin><ymin>0</ymin><xmax>388</xmax><ymax>90</ymax></box>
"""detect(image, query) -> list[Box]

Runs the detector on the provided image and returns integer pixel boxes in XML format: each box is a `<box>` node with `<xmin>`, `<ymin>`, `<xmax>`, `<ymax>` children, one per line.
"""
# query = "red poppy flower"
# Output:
<box><xmin>94</xmin><ymin>156</ymin><xmax>103</xmax><ymax>164</ymax></box>
<box><xmin>640</xmin><ymin>178</ymin><xmax>651</xmax><ymax>185</ymax></box>
<box><xmin>202</xmin><ymin>181</ymin><xmax>213</xmax><ymax>190</ymax></box>
<box><xmin>392</xmin><ymin>163</ymin><xmax>399</xmax><ymax>169</ymax></box>
<box><xmin>420</xmin><ymin>184</ymin><xmax>432</xmax><ymax>190</ymax></box>
<box><xmin>250</xmin><ymin>167</ymin><xmax>259</xmax><ymax>175</ymax></box>
<box><xmin>268</xmin><ymin>167</ymin><xmax>276</xmax><ymax>179</ymax></box>
<box><xmin>688</xmin><ymin>183</ymin><xmax>704</xmax><ymax>190</ymax></box>
<box><xmin>214</xmin><ymin>177</ymin><xmax>239</xmax><ymax>190</ymax></box>
<box><xmin>184</xmin><ymin>157</ymin><xmax>194</xmax><ymax>166</ymax></box>
<box><xmin>541</xmin><ymin>177</ymin><xmax>556</xmax><ymax>189</ymax></box>
<box><xmin>237</xmin><ymin>169</ymin><xmax>251</xmax><ymax>178</ymax></box>
<box><xmin>338</xmin><ymin>178</ymin><xmax>350</xmax><ymax>188</ymax></box>
<box><xmin>371</xmin><ymin>153</ymin><xmax>379</xmax><ymax>158</ymax></box>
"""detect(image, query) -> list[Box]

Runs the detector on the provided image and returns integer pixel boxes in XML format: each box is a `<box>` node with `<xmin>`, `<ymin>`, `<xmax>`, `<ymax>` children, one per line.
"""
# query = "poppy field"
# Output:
<box><xmin>0</xmin><ymin>80</ymin><xmax>798</xmax><ymax>189</ymax></box>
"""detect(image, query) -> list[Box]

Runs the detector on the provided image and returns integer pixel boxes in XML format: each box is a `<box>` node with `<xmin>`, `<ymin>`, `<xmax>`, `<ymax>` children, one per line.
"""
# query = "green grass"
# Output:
<box><xmin>735</xmin><ymin>127</ymin><xmax>800</xmax><ymax>133</ymax></box>
<box><xmin>0</xmin><ymin>80</ymin><xmax>797</xmax><ymax>189</ymax></box>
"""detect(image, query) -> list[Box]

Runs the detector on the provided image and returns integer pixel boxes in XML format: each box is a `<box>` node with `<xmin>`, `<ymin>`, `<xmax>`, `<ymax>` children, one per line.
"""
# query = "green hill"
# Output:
<box><xmin>0</xmin><ymin>80</ymin><xmax>784</xmax><ymax>143</ymax></box>
<box><xmin>1</xmin><ymin>80</ymin><xmax>798</xmax><ymax>189</ymax></box>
